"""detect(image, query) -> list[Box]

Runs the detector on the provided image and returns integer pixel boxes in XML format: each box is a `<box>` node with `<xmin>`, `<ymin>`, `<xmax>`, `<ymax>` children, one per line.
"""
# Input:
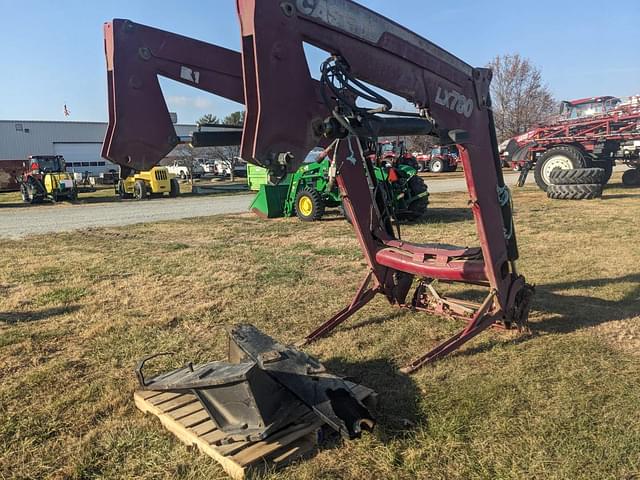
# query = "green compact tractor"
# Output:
<box><xmin>249</xmin><ymin>148</ymin><xmax>428</xmax><ymax>222</ymax></box>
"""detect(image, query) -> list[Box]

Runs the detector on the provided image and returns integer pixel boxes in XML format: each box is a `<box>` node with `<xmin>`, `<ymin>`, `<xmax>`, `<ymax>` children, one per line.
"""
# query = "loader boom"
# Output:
<box><xmin>102</xmin><ymin>19</ymin><xmax>244</xmax><ymax>174</ymax></box>
<box><xmin>101</xmin><ymin>2</ymin><xmax>533</xmax><ymax>372</ymax></box>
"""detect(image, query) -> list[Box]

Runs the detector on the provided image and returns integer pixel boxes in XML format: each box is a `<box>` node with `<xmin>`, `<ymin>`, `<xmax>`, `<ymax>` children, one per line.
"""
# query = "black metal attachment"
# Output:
<box><xmin>135</xmin><ymin>324</ymin><xmax>375</xmax><ymax>442</ymax></box>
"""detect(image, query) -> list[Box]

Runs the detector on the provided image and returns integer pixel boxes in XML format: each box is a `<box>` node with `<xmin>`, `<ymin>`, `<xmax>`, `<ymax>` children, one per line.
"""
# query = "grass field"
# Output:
<box><xmin>1</xmin><ymin>175</ymin><xmax>639</xmax><ymax>479</ymax></box>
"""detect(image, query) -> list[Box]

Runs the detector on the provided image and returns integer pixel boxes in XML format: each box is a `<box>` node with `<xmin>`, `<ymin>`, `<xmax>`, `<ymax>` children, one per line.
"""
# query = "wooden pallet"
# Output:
<box><xmin>134</xmin><ymin>383</ymin><xmax>375</xmax><ymax>480</ymax></box>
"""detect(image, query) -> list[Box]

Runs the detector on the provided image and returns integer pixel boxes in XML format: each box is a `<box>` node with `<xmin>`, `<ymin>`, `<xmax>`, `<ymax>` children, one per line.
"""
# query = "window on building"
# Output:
<box><xmin>15</xmin><ymin>123</ymin><xmax>23</xmax><ymax>132</ymax></box>
<box><xmin>98</xmin><ymin>162</ymin><xmax>105</xmax><ymax>166</ymax></box>
<box><xmin>89</xmin><ymin>162</ymin><xmax>98</xmax><ymax>167</ymax></box>
<box><xmin>81</xmin><ymin>162</ymin><xmax>90</xmax><ymax>167</ymax></box>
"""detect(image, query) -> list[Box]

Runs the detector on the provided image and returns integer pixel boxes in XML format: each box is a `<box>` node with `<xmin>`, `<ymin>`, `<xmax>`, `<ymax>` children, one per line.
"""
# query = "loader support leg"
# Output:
<box><xmin>299</xmin><ymin>272</ymin><xmax>378</xmax><ymax>346</ymax></box>
<box><xmin>400</xmin><ymin>291</ymin><xmax>497</xmax><ymax>374</ymax></box>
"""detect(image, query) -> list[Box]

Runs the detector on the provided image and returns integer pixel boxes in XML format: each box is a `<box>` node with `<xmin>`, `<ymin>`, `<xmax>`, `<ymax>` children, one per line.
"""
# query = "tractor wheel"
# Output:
<box><xmin>547</xmin><ymin>183</ymin><xmax>603</xmax><ymax>200</ymax></box>
<box><xmin>169</xmin><ymin>178</ymin><xmax>180</xmax><ymax>197</ymax></box>
<box><xmin>68</xmin><ymin>188</ymin><xmax>78</xmax><ymax>202</ymax></box>
<box><xmin>548</xmin><ymin>167</ymin><xmax>605</xmax><ymax>185</ymax></box>
<box><xmin>398</xmin><ymin>175</ymin><xmax>429</xmax><ymax>220</ymax></box>
<box><xmin>339</xmin><ymin>205</ymin><xmax>353</xmax><ymax>225</ymax></box>
<box><xmin>134</xmin><ymin>180</ymin><xmax>147</xmax><ymax>200</ymax></box>
<box><xmin>534</xmin><ymin>146</ymin><xmax>590</xmax><ymax>191</ymax></box>
<box><xmin>596</xmin><ymin>161</ymin><xmax>614</xmax><ymax>184</ymax></box>
<box><xmin>295</xmin><ymin>188</ymin><xmax>325</xmax><ymax>222</ymax></box>
<box><xmin>26</xmin><ymin>180</ymin><xmax>44</xmax><ymax>204</ymax></box>
<box><xmin>622</xmin><ymin>168</ymin><xmax>640</xmax><ymax>187</ymax></box>
<box><xmin>429</xmin><ymin>158</ymin><xmax>445</xmax><ymax>173</ymax></box>
<box><xmin>117</xmin><ymin>180</ymin><xmax>129</xmax><ymax>199</ymax></box>
<box><xmin>20</xmin><ymin>184</ymin><xmax>31</xmax><ymax>203</ymax></box>
<box><xmin>445</xmin><ymin>163</ymin><xmax>458</xmax><ymax>172</ymax></box>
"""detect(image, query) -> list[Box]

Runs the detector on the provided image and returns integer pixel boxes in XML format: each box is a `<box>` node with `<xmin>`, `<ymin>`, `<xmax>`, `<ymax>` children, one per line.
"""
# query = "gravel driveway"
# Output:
<box><xmin>0</xmin><ymin>195</ymin><xmax>253</xmax><ymax>239</ymax></box>
<box><xmin>0</xmin><ymin>172</ymin><xmax>532</xmax><ymax>239</ymax></box>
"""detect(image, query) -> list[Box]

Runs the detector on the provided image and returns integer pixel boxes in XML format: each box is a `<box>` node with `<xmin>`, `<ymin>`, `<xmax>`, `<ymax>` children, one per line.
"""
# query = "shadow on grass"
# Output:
<box><xmin>0</xmin><ymin>305</ymin><xmax>81</xmax><ymax>324</ymax></box>
<box><xmin>417</xmin><ymin>207</ymin><xmax>473</xmax><ymax>224</ymax></box>
<box><xmin>426</xmin><ymin>273</ymin><xmax>640</xmax><ymax>359</ymax></box>
<box><xmin>325</xmin><ymin>357</ymin><xmax>425</xmax><ymax>441</ymax></box>
<box><xmin>341</xmin><ymin>310</ymin><xmax>405</xmax><ymax>333</ymax></box>
<box><xmin>532</xmin><ymin>273</ymin><xmax>640</xmax><ymax>334</ymax></box>
<box><xmin>602</xmin><ymin>192</ymin><xmax>640</xmax><ymax>200</ymax></box>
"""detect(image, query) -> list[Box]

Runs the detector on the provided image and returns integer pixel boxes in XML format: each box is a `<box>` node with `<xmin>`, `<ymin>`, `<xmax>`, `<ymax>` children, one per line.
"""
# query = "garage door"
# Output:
<box><xmin>53</xmin><ymin>142</ymin><xmax>117</xmax><ymax>177</ymax></box>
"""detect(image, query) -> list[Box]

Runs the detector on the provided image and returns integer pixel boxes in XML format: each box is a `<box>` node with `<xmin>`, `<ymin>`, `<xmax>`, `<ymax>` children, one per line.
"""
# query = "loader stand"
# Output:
<box><xmin>400</xmin><ymin>290</ymin><xmax>497</xmax><ymax>373</ymax></box>
<box><xmin>302</xmin><ymin>273</ymin><xmax>503</xmax><ymax>373</ymax></box>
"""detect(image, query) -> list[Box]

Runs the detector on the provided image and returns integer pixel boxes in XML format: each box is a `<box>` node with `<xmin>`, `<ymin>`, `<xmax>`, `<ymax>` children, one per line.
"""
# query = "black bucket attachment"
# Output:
<box><xmin>136</xmin><ymin>324</ymin><xmax>374</xmax><ymax>442</ymax></box>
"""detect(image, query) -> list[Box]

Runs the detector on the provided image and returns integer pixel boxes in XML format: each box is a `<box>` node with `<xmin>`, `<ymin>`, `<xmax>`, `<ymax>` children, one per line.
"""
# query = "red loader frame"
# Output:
<box><xmin>236</xmin><ymin>0</ymin><xmax>533</xmax><ymax>372</ymax></box>
<box><xmin>101</xmin><ymin>3</ymin><xmax>533</xmax><ymax>373</ymax></box>
<box><xmin>102</xmin><ymin>19</ymin><xmax>244</xmax><ymax>176</ymax></box>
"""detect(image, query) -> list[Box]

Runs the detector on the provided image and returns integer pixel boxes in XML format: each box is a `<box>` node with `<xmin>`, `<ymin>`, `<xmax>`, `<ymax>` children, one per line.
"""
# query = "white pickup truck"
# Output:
<box><xmin>166</xmin><ymin>160</ymin><xmax>204</xmax><ymax>179</ymax></box>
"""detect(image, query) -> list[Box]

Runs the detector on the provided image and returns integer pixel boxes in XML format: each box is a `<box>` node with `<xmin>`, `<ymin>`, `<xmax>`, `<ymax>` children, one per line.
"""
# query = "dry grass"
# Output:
<box><xmin>1</xmin><ymin>173</ymin><xmax>640</xmax><ymax>479</ymax></box>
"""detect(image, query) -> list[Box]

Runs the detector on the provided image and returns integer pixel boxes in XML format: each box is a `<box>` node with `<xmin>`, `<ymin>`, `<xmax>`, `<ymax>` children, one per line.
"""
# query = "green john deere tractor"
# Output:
<box><xmin>248</xmin><ymin>148</ymin><xmax>429</xmax><ymax>222</ymax></box>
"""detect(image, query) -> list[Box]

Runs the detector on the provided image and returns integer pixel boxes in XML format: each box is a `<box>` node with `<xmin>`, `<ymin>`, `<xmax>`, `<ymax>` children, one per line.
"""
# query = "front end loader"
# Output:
<box><xmin>101</xmin><ymin>4</ymin><xmax>533</xmax><ymax>375</ymax></box>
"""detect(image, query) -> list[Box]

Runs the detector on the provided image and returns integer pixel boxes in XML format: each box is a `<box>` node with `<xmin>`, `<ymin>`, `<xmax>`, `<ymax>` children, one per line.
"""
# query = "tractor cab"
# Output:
<box><xmin>430</xmin><ymin>145</ymin><xmax>459</xmax><ymax>158</ymax></box>
<box><xmin>559</xmin><ymin>96</ymin><xmax>621</xmax><ymax>120</ymax></box>
<box><xmin>376</xmin><ymin>140</ymin><xmax>419</xmax><ymax>170</ymax></box>
<box><xmin>26</xmin><ymin>155</ymin><xmax>66</xmax><ymax>175</ymax></box>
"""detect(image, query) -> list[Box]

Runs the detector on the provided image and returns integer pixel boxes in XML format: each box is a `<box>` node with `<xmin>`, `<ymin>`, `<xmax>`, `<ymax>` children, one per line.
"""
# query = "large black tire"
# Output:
<box><xmin>134</xmin><ymin>180</ymin><xmax>147</xmax><ymax>200</ymax></box>
<box><xmin>169</xmin><ymin>178</ymin><xmax>180</xmax><ymax>197</ymax></box>
<box><xmin>295</xmin><ymin>188</ymin><xmax>325</xmax><ymax>221</ymax></box>
<box><xmin>534</xmin><ymin>146</ymin><xmax>590</xmax><ymax>191</ymax></box>
<box><xmin>117</xmin><ymin>180</ymin><xmax>130</xmax><ymax>199</ymax></box>
<box><xmin>20</xmin><ymin>184</ymin><xmax>31</xmax><ymax>203</ymax></box>
<box><xmin>26</xmin><ymin>179</ymin><xmax>44</xmax><ymax>204</ymax></box>
<box><xmin>445</xmin><ymin>163</ymin><xmax>458</xmax><ymax>172</ymax></box>
<box><xmin>68</xmin><ymin>188</ymin><xmax>78</xmax><ymax>202</ymax></box>
<box><xmin>595</xmin><ymin>160</ymin><xmax>613</xmax><ymax>184</ymax></box>
<box><xmin>400</xmin><ymin>175</ymin><xmax>429</xmax><ymax>220</ymax></box>
<box><xmin>622</xmin><ymin>168</ymin><xmax>640</xmax><ymax>187</ymax></box>
<box><xmin>548</xmin><ymin>167</ymin><xmax>605</xmax><ymax>185</ymax></box>
<box><xmin>547</xmin><ymin>183</ymin><xmax>602</xmax><ymax>200</ymax></box>
<box><xmin>429</xmin><ymin>158</ymin><xmax>445</xmax><ymax>173</ymax></box>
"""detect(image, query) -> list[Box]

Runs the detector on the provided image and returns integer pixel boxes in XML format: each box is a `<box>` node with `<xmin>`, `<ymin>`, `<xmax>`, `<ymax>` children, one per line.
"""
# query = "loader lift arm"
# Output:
<box><xmin>236</xmin><ymin>0</ymin><xmax>533</xmax><ymax>372</ymax></box>
<box><xmin>102</xmin><ymin>19</ymin><xmax>244</xmax><ymax>175</ymax></box>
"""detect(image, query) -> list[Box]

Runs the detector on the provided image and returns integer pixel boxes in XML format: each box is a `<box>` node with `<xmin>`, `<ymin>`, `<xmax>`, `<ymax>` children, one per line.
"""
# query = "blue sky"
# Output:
<box><xmin>0</xmin><ymin>0</ymin><xmax>638</xmax><ymax>123</ymax></box>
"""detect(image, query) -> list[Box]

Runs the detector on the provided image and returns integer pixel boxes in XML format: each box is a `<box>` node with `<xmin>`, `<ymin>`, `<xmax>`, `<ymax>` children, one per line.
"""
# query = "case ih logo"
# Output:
<box><xmin>435</xmin><ymin>87</ymin><xmax>474</xmax><ymax>118</ymax></box>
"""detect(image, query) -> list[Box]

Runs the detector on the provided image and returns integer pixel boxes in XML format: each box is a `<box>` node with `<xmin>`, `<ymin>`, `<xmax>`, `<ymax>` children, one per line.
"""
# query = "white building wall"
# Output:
<box><xmin>0</xmin><ymin>120</ymin><xmax>197</xmax><ymax>160</ymax></box>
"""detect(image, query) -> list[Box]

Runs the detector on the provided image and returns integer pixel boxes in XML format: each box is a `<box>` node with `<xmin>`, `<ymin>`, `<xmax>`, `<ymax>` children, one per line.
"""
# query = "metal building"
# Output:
<box><xmin>0</xmin><ymin>120</ymin><xmax>197</xmax><ymax>176</ymax></box>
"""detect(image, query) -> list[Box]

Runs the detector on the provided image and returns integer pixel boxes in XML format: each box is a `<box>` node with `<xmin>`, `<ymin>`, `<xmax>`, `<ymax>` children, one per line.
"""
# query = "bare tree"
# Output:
<box><xmin>404</xmin><ymin>136</ymin><xmax>436</xmax><ymax>154</ymax></box>
<box><xmin>488</xmin><ymin>53</ymin><xmax>556</xmax><ymax>142</ymax></box>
